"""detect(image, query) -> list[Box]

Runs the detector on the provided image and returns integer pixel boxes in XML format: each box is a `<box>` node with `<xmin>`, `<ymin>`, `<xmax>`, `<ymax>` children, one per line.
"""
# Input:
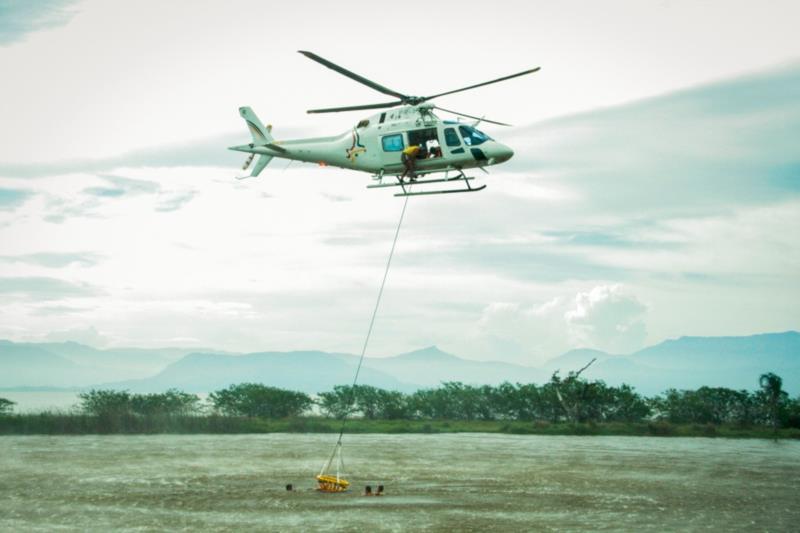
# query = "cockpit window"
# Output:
<box><xmin>458</xmin><ymin>125</ymin><xmax>492</xmax><ymax>146</ymax></box>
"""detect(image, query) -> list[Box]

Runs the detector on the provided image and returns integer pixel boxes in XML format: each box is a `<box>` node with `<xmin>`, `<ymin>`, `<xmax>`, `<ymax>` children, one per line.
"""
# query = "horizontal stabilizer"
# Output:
<box><xmin>250</xmin><ymin>154</ymin><xmax>272</xmax><ymax>176</ymax></box>
<box><xmin>236</xmin><ymin>154</ymin><xmax>273</xmax><ymax>180</ymax></box>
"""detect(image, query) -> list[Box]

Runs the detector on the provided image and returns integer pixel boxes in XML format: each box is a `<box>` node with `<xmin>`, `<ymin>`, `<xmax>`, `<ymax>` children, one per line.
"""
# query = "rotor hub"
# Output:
<box><xmin>404</xmin><ymin>96</ymin><xmax>426</xmax><ymax>106</ymax></box>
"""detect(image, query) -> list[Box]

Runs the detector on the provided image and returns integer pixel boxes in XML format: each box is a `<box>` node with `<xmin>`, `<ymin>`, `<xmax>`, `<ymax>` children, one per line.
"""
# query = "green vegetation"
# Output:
<box><xmin>0</xmin><ymin>397</ymin><xmax>15</xmax><ymax>415</ymax></box>
<box><xmin>1</xmin><ymin>373</ymin><xmax>798</xmax><ymax>438</ymax></box>
<box><xmin>210</xmin><ymin>383</ymin><xmax>312</xmax><ymax>418</ymax></box>
<box><xmin>79</xmin><ymin>389</ymin><xmax>201</xmax><ymax>417</ymax></box>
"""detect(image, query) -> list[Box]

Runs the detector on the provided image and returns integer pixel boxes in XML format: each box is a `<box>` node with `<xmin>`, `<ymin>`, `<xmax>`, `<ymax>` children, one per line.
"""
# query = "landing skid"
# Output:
<box><xmin>366</xmin><ymin>171</ymin><xmax>486</xmax><ymax>197</ymax></box>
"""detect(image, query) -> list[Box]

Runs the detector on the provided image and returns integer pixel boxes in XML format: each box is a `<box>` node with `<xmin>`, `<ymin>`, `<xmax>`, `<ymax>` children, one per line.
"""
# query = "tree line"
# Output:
<box><xmin>2</xmin><ymin>372</ymin><xmax>796</xmax><ymax>430</ymax></box>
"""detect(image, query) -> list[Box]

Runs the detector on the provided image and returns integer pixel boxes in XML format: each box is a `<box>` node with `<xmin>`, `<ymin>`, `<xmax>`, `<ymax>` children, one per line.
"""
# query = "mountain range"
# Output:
<box><xmin>1</xmin><ymin>332</ymin><xmax>797</xmax><ymax>396</ymax></box>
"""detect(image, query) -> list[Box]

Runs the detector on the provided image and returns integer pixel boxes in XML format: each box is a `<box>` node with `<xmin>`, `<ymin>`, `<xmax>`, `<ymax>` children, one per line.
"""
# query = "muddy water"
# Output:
<box><xmin>1</xmin><ymin>434</ymin><xmax>798</xmax><ymax>531</ymax></box>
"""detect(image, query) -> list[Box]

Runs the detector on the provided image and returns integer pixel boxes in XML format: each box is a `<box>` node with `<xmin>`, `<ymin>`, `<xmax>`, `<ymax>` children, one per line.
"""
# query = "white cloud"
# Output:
<box><xmin>466</xmin><ymin>284</ymin><xmax>647</xmax><ymax>362</ymax></box>
<box><xmin>454</xmin><ymin>285</ymin><xmax>646</xmax><ymax>365</ymax></box>
<box><xmin>565</xmin><ymin>285</ymin><xmax>647</xmax><ymax>354</ymax></box>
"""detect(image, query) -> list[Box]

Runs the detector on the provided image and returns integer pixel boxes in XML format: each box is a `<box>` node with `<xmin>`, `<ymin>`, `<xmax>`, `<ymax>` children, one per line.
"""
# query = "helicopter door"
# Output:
<box><xmin>407</xmin><ymin>127</ymin><xmax>442</xmax><ymax>159</ymax></box>
<box><xmin>443</xmin><ymin>127</ymin><xmax>465</xmax><ymax>154</ymax></box>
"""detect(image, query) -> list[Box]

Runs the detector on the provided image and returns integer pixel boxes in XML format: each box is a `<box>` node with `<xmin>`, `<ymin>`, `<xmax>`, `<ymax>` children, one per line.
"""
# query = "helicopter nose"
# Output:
<box><xmin>492</xmin><ymin>143</ymin><xmax>514</xmax><ymax>164</ymax></box>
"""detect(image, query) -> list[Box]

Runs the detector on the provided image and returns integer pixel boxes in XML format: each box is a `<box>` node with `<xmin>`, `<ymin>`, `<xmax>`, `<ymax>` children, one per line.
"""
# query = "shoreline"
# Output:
<box><xmin>1</xmin><ymin>415</ymin><xmax>798</xmax><ymax>439</ymax></box>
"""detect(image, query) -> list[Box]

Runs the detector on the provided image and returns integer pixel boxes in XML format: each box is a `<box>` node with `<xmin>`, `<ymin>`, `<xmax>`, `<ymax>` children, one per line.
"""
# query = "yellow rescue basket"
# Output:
<box><xmin>316</xmin><ymin>474</ymin><xmax>350</xmax><ymax>493</ymax></box>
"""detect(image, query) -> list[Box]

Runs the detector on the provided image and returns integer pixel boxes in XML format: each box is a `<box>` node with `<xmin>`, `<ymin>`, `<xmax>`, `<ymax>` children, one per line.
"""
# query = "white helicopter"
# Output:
<box><xmin>229</xmin><ymin>51</ymin><xmax>540</xmax><ymax>197</ymax></box>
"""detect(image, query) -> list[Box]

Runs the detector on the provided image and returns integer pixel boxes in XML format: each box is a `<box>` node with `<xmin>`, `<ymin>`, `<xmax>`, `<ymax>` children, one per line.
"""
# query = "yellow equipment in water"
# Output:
<box><xmin>316</xmin><ymin>474</ymin><xmax>350</xmax><ymax>493</ymax></box>
<box><xmin>317</xmin><ymin>439</ymin><xmax>349</xmax><ymax>492</ymax></box>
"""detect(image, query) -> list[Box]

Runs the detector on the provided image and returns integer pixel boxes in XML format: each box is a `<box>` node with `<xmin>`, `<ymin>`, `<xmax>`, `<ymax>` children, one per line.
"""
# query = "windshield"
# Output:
<box><xmin>459</xmin><ymin>125</ymin><xmax>492</xmax><ymax>146</ymax></box>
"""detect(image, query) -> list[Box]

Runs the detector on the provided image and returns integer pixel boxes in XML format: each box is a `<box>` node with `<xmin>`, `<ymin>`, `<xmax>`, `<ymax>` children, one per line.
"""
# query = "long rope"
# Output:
<box><xmin>323</xmin><ymin>193</ymin><xmax>410</xmax><ymax>474</ymax></box>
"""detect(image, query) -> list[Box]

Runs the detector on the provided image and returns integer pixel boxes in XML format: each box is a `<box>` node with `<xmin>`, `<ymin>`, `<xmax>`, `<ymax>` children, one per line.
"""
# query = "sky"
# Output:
<box><xmin>0</xmin><ymin>0</ymin><xmax>798</xmax><ymax>364</ymax></box>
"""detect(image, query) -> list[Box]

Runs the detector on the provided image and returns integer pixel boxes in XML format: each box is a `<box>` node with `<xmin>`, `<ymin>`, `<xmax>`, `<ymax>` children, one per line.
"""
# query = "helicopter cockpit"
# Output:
<box><xmin>457</xmin><ymin>125</ymin><xmax>493</xmax><ymax>146</ymax></box>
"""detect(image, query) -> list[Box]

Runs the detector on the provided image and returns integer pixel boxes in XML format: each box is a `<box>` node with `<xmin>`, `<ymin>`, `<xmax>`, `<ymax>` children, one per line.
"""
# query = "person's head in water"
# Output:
<box><xmin>364</xmin><ymin>485</ymin><xmax>372</xmax><ymax>495</ymax></box>
<box><xmin>377</xmin><ymin>485</ymin><xmax>384</xmax><ymax>495</ymax></box>
<box><xmin>285</xmin><ymin>484</ymin><xmax>293</xmax><ymax>491</ymax></box>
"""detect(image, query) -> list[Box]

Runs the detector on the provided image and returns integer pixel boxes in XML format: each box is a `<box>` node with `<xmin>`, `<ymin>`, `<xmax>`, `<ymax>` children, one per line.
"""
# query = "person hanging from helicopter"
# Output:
<box><xmin>401</xmin><ymin>144</ymin><xmax>421</xmax><ymax>180</ymax></box>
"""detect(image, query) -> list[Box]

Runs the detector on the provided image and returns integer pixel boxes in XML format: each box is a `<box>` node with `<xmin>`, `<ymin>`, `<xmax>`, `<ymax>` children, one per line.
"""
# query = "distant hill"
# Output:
<box><xmin>542</xmin><ymin>332</ymin><xmax>800</xmax><ymax>395</ymax></box>
<box><xmin>361</xmin><ymin>346</ymin><xmax>544</xmax><ymax>388</ymax></box>
<box><xmin>104</xmin><ymin>345</ymin><xmax>547</xmax><ymax>393</ymax></box>
<box><xmin>0</xmin><ymin>340</ymin><xmax>88</xmax><ymax>388</ymax></box>
<box><xmin>106</xmin><ymin>350</ymin><xmax>410</xmax><ymax>394</ymax></box>
<box><xmin>0</xmin><ymin>340</ymin><xmax>213</xmax><ymax>387</ymax></box>
<box><xmin>1</xmin><ymin>332</ymin><xmax>797</xmax><ymax>394</ymax></box>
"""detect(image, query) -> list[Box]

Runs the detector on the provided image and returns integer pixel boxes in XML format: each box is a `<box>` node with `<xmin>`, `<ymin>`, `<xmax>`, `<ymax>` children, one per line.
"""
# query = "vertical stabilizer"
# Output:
<box><xmin>239</xmin><ymin>106</ymin><xmax>273</xmax><ymax>144</ymax></box>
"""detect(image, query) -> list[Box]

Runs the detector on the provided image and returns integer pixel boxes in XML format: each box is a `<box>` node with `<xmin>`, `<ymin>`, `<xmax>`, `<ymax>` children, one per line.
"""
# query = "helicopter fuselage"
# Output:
<box><xmin>230</xmin><ymin>105</ymin><xmax>514</xmax><ymax>178</ymax></box>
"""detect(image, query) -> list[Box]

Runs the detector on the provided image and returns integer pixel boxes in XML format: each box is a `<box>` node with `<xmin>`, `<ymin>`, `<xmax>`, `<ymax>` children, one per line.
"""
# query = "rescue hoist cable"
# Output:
<box><xmin>319</xmin><ymin>192</ymin><xmax>411</xmax><ymax>480</ymax></box>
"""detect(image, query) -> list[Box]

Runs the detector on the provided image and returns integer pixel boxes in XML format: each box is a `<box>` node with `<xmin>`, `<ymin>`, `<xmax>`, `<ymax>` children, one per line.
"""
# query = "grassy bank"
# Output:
<box><xmin>1</xmin><ymin>414</ymin><xmax>798</xmax><ymax>439</ymax></box>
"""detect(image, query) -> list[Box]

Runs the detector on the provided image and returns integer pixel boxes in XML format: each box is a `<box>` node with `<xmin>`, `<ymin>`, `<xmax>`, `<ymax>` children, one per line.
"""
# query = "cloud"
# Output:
<box><xmin>402</xmin><ymin>238</ymin><xmax>633</xmax><ymax>283</ymax></box>
<box><xmin>565</xmin><ymin>285</ymin><xmax>647</xmax><ymax>354</ymax></box>
<box><xmin>0</xmin><ymin>252</ymin><xmax>103</xmax><ymax>268</ymax></box>
<box><xmin>0</xmin><ymin>131</ymin><xmax>310</xmax><ymax>179</ymax></box>
<box><xmin>468</xmin><ymin>285</ymin><xmax>647</xmax><ymax>361</ymax></box>
<box><xmin>0</xmin><ymin>276</ymin><xmax>99</xmax><ymax>300</ymax></box>
<box><xmin>155</xmin><ymin>190</ymin><xmax>197</xmax><ymax>212</ymax></box>
<box><xmin>30</xmin><ymin>304</ymin><xmax>88</xmax><ymax>317</ymax></box>
<box><xmin>543</xmin><ymin>229</ymin><xmax>667</xmax><ymax>249</ymax></box>
<box><xmin>0</xmin><ymin>0</ymin><xmax>79</xmax><ymax>46</ymax></box>
<box><xmin>8</xmin><ymin>171</ymin><xmax>195</xmax><ymax>223</ymax></box>
<box><xmin>0</xmin><ymin>187</ymin><xmax>32</xmax><ymax>210</ymax></box>
<box><xmin>474</xmin><ymin>301</ymin><xmax>565</xmax><ymax>360</ymax></box>
<box><xmin>42</xmin><ymin>194</ymin><xmax>105</xmax><ymax>224</ymax></box>
<box><xmin>82</xmin><ymin>186</ymin><xmax>125</xmax><ymax>197</ymax></box>
<box><xmin>81</xmin><ymin>174</ymin><xmax>160</xmax><ymax>199</ymax></box>
<box><xmin>505</xmin><ymin>64</ymin><xmax>800</xmax><ymax>217</ymax></box>
<box><xmin>101</xmin><ymin>174</ymin><xmax>160</xmax><ymax>194</ymax></box>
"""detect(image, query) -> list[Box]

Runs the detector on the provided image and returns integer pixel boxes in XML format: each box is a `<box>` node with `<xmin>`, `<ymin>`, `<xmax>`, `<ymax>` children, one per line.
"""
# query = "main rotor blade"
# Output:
<box><xmin>307</xmin><ymin>101</ymin><xmax>402</xmax><ymax>114</ymax></box>
<box><xmin>424</xmin><ymin>67</ymin><xmax>541</xmax><ymax>101</ymax></box>
<box><xmin>298</xmin><ymin>50</ymin><xmax>409</xmax><ymax>100</ymax></box>
<box><xmin>433</xmin><ymin>106</ymin><xmax>512</xmax><ymax>127</ymax></box>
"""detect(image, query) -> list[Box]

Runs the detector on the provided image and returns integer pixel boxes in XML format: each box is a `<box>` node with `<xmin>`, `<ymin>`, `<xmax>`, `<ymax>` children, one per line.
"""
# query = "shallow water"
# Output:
<box><xmin>1</xmin><ymin>434</ymin><xmax>798</xmax><ymax>531</ymax></box>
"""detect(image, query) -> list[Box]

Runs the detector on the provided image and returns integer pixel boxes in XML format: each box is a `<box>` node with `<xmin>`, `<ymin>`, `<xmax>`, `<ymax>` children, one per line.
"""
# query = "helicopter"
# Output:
<box><xmin>229</xmin><ymin>51</ymin><xmax>540</xmax><ymax>197</ymax></box>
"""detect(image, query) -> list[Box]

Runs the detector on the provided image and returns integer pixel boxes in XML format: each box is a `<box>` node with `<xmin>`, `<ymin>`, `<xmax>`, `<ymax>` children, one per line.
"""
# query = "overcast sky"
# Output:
<box><xmin>0</xmin><ymin>0</ymin><xmax>798</xmax><ymax>363</ymax></box>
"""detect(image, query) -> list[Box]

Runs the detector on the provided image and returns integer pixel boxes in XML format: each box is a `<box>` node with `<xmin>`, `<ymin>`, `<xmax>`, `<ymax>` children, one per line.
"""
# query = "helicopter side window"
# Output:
<box><xmin>444</xmin><ymin>128</ymin><xmax>461</xmax><ymax>147</ymax></box>
<box><xmin>459</xmin><ymin>125</ymin><xmax>492</xmax><ymax>146</ymax></box>
<box><xmin>382</xmin><ymin>134</ymin><xmax>404</xmax><ymax>152</ymax></box>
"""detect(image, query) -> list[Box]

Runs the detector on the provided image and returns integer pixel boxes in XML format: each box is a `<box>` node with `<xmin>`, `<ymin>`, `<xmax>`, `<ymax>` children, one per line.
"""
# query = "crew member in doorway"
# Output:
<box><xmin>426</xmin><ymin>139</ymin><xmax>441</xmax><ymax>158</ymax></box>
<box><xmin>401</xmin><ymin>144</ymin><xmax>421</xmax><ymax>180</ymax></box>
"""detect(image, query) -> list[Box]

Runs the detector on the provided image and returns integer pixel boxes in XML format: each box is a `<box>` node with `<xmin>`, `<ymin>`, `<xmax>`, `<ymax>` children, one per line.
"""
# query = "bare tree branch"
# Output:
<box><xmin>572</xmin><ymin>358</ymin><xmax>597</xmax><ymax>380</ymax></box>
<box><xmin>552</xmin><ymin>358</ymin><xmax>597</xmax><ymax>422</ymax></box>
